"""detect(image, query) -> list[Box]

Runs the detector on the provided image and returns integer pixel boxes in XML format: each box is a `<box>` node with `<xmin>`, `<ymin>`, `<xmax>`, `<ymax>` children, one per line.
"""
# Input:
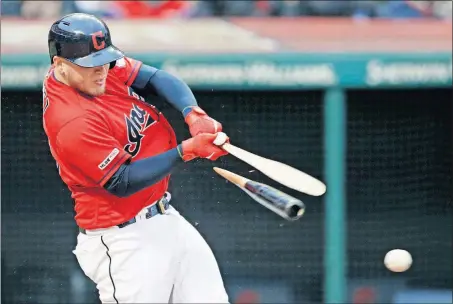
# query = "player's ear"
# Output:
<box><xmin>53</xmin><ymin>56</ymin><xmax>60</xmax><ymax>67</ymax></box>
<box><xmin>53</xmin><ymin>57</ymin><xmax>65</xmax><ymax>73</ymax></box>
<box><xmin>52</xmin><ymin>56</ymin><xmax>59</xmax><ymax>65</ymax></box>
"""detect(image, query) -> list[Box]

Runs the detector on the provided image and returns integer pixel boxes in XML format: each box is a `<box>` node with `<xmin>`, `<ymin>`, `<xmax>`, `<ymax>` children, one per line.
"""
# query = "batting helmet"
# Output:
<box><xmin>48</xmin><ymin>13</ymin><xmax>124</xmax><ymax>68</ymax></box>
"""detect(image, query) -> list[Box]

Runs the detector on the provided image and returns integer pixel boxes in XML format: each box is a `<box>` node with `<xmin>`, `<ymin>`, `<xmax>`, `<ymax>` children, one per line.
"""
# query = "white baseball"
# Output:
<box><xmin>213</xmin><ymin>132</ymin><xmax>228</xmax><ymax>146</ymax></box>
<box><xmin>384</xmin><ymin>249</ymin><xmax>412</xmax><ymax>272</ymax></box>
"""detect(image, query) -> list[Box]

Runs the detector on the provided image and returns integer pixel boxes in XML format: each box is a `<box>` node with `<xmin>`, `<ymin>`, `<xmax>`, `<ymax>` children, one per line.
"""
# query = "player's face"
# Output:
<box><xmin>59</xmin><ymin>59</ymin><xmax>110</xmax><ymax>96</ymax></box>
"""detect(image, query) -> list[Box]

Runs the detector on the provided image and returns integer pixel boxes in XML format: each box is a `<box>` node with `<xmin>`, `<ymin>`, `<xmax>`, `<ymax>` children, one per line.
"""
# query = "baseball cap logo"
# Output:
<box><xmin>91</xmin><ymin>31</ymin><xmax>105</xmax><ymax>50</ymax></box>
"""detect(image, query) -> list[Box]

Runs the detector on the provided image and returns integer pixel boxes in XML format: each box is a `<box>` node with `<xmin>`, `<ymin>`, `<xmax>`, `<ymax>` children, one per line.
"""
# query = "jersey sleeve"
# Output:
<box><xmin>110</xmin><ymin>56</ymin><xmax>143</xmax><ymax>87</ymax></box>
<box><xmin>56</xmin><ymin>116</ymin><xmax>132</xmax><ymax>186</ymax></box>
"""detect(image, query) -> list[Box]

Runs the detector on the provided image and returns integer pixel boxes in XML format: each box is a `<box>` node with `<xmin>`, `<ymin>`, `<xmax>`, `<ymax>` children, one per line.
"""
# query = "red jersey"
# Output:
<box><xmin>42</xmin><ymin>57</ymin><xmax>177</xmax><ymax>229</ymax></box>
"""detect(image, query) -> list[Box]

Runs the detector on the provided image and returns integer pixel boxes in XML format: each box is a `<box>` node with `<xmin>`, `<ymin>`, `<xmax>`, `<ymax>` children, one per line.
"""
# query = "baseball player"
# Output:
<box><xmin>42</xmin><ymin>13</ymin><xmax>230</xmax><ymax>303</ymax></box>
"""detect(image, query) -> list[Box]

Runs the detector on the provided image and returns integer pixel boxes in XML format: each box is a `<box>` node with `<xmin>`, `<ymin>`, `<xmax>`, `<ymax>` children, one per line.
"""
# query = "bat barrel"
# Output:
<box><xmin>213</xmin><ymin>166</ymin><xmax>306</xmax><ymax>222</ymax></box>
<box><xmin>245</xmin><ymin>181</ymin><xmax>305</xmax><ymax>221</ymax></box>
<box><xmin>287</xmin><ymin>200</ymin><xmax>305</xmax><ymax>220</ymax></box>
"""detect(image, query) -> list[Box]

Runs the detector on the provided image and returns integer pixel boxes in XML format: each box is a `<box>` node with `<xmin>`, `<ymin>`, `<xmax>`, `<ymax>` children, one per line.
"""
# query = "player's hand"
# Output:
<box><xmin>184</xmin><ymin>106</ymin><xmax>223</xmax><ymax>137</ymax></box>
<box><xmin>178</xmin><ymin>132</ymin><xmax>229</xmax><ymax>162</ymax></box>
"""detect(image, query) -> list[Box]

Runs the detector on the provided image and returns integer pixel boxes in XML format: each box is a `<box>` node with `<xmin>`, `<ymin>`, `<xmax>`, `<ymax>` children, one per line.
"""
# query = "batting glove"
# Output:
<box><xmin>177</xmin><ymin>132</ymin><xmax>229</xmax><ymax>162</ymax></box>
<box><xmin>184</xmin><ymin>106</ymin><xmax>223</xmax><ymax>137</ymax></box>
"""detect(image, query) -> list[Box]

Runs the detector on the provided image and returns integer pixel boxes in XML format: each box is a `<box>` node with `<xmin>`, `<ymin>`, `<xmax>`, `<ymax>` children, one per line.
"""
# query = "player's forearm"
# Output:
<box><xmin>149</xmin><ymin>70</ymin><xmax>198</xmax><ymax>116</ymax></box>
<box><xmin>104</xmin><ymin>146</ymin><xmax>183</xmax><ymax>197</ymax></box>
<box><xmin>132</xmin><ymin>65</ymin><xmax>197</xmax><ymax>116</ymax></box>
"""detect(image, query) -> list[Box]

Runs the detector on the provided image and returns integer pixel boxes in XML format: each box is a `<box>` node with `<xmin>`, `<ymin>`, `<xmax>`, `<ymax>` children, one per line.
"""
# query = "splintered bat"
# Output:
<box><xmin>213</xmin><ymin>167</ymin><xmax>305</xmax><ymax>221</ymax></box>
<box><xmin>213</xmin><ymin>133</ymin><xmax>326</xmax><ymax>197</ymax></box>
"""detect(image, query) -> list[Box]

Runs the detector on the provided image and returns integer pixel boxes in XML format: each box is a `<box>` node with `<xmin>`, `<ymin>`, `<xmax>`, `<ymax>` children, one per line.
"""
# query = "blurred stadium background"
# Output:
<box><xmin>1</xmin><ymin>1</ymin><xmax>452</xmax><ymax>303</ymax></box>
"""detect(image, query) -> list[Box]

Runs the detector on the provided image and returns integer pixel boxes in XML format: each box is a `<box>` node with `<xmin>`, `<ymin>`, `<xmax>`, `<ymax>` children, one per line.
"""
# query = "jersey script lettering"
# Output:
<box><xmin>124</xmin><ymin>88</ymin><xmax>155</xmax><ymax>157</ymax></box>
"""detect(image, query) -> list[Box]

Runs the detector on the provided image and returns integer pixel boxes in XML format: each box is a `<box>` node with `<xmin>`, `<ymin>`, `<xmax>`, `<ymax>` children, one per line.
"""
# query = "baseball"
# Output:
<box><xmin>384</xmin><ymin>249</ymin><xmax>412</xmax><ymax>272</ymax></box>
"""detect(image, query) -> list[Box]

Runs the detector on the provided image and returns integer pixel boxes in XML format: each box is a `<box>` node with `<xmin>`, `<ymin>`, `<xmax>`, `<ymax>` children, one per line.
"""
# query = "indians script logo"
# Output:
<box><xmin>124</xmin><ymin>104</ymin><xmax>155</xmax><ymax>157</ymax></box>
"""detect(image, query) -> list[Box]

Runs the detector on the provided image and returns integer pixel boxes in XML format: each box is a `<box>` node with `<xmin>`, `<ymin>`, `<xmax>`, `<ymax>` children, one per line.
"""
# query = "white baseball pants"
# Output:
<box><xmin>73</xmin><ymin>205</ymin><xmax>229</xmax><ymax>303</ymax></box>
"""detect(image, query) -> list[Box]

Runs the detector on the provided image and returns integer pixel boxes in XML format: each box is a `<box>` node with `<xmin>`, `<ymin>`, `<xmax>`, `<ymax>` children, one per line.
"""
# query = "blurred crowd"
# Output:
<box><xmin>1</xmin><ymin>0</ymin><xmax>452</xmax><ymax>20</ymax></box>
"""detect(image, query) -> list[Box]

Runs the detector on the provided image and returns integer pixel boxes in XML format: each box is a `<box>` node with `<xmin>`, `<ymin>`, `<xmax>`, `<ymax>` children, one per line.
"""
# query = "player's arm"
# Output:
<box><xmin>104</xmin><ymin>148</ymin><xmax>181</xmax><ymax>197</ymax></box>
<box><xmin>131</xmin><ymin>64</ymin><xmax>197</xmax><ymax>115</ymax></box>
<box><xmin>131</xmin><ymin>63</ymin><xmax>223</xmax><ymax>137</ymax></box>
<box><xmin>56</xmin><ymin>114</ymin><xmax>227</xmax><ymax>197</ymax></box>
<box><xmin>105</xmin><ymin>133</ymin><xmax>229</xmax><ymax>197</ymax></box>
<box><xmin>55</xmin><ymin>113</ymin><xmax>184</xmax><ymax>192</ymax></box>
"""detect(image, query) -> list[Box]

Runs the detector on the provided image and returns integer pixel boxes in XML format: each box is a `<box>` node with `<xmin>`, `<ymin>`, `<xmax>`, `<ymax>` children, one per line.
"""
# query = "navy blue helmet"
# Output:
<box><xmin>48</xmin><ymin>13</ymin><xmax>124</xmax><ymax>68</ymax></box>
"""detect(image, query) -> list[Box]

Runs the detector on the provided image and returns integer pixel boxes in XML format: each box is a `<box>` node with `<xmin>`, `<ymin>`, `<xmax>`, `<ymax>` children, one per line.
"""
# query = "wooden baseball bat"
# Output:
<box><xmin>213</xmin><ymin>167</ymin><xmax>305</xmax><ymax>221</ymax></box>
<box><xmin>213</xmin><ymin>133</ymin><xmax>326</xmax><ymax>196</ymax></box>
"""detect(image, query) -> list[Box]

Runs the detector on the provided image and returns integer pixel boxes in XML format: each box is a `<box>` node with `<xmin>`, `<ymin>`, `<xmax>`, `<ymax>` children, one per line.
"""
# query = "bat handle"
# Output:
<box><xmin>213</xmin><ymin>132</ymin><xmax>254</xmax><ymax>160</ymax></box>
<box><xmin>218</xmin><ymin>142</ymin><xmax>253</xmax><ymax>162</ymax></box>
<box><xmin>213</xmin><ymin>133</ymin><xmax>230</xmax><ymax>148</ymax></box>
<box><xmin>220</xmin><ymin>142</ymin><xmax>232</xmax><ymax>152</ymax></box>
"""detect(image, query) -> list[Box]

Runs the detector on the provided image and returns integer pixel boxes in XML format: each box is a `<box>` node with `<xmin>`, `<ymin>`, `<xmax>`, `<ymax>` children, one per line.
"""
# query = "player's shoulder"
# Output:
<box><xmin>108</xmin><ymin>56</ymin><xmax>143</xmax><ymax>83</ymax></box>
<box><xmin>43</xmin><ymin>69</ymin><xmax>101</xmax><ymax>137</ymax></box>
<box><xmin>109</xmin><ymin>57</ymin><xmax>128</xmax><ymax>75</ymax></box>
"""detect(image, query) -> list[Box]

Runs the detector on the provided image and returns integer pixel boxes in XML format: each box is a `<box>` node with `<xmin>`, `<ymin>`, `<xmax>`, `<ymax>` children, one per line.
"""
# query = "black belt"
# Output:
<box><xmin>79</xmin><ymin>195</ymin><xmax>170</xmax><ymax>235</ymax></box>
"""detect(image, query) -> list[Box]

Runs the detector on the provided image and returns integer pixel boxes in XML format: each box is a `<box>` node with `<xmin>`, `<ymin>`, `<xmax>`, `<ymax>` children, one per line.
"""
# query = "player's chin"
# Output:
<box><xmin>88</xmin><ymin>86</ymin><xmax>106</xmax><ymax>97</ymax></box>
